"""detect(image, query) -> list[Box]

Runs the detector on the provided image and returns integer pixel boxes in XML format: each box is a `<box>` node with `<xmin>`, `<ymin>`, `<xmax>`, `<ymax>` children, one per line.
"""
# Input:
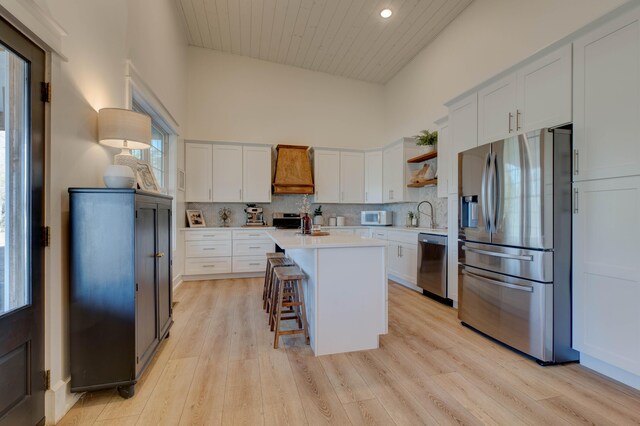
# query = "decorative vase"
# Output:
<box><xmin>422</xmin><ymin>145</ymin><xmax>435</xmax><ymax>154</ymax></box>
<box><xmin>313</xmin><ymin>215</ymin><xmax>324</xmax><ymax>225</ymax></box>
<box><xmin>302</xmin><ymin>213</ymin><xmax>312</xmax><ymax>234</ymax></box>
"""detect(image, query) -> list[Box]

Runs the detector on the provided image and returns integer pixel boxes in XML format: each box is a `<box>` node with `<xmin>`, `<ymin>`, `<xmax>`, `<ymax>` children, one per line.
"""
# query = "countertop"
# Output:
<box><xmin>179</xmin><ymin>225</ymin><xmax>448</xmax><ymax>236</ymax></box>
<box><xmin>266</xmin><ymin>230</ymin><xmax>387</xmax><ymax>250</ymax></box>
<box><xmin>179</xmin><ymin>226</ymin><xmax>276</xmax><ymax>231</ymax></box>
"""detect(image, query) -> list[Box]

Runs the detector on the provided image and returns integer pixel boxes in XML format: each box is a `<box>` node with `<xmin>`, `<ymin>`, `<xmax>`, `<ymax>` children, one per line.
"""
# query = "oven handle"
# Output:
<box><xmin>462</xmin><ymin>269</ymin><xmax>534</xmax><ymax>292</ymax></box>
<box><xmin>462</xmin><ymin>245</ymin><xmax>533</xmax><ymax>261</ymax></box>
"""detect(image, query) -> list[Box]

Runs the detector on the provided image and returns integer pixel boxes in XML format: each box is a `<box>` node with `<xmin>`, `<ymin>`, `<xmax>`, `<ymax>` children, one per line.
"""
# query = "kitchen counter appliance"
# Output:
<box><xmin>272</xmin><ymin>212</ymin><xmax>302</xmax><ymax>229</ymax></box>
<box><xmin>418</xmin><ymin>233</ymin><xmax>450</xmax><ymax>305</ymax></box>
<box><xmin>361</xmin><ymin>210</ymin><xmax>393</xmax><ymax>226</ymax></box>
<box><xmin>244</xmin><ymin>205</ymin><xmax>265</xmax><ymax>226</ymax></box>
<box><xmin>458</xmin><ymin>127</ymin><xmax>578</xmax><ymax>364</ymax></box>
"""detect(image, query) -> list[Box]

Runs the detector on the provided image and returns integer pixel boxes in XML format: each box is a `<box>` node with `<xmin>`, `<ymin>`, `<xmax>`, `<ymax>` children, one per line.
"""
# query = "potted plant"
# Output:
<box><xmin>313</xmin><ymin>205</ymin><xmax>323</xmax><ymax>225</ymax></box>
<box><xmin>414</xmin><ymin>129</ymin><xmax>438</xmax><ymax>153</ymax></box>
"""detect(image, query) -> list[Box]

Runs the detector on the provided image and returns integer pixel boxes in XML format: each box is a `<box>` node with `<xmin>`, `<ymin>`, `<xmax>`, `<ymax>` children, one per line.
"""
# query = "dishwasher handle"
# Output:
<box><xmin>418</xmin><ymin>233</ymin><xmax>447</xmax><ymax>245</ymax></box>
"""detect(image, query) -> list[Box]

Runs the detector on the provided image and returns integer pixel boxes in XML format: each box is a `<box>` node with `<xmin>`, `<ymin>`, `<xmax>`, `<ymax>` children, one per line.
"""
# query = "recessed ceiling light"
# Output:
<box><xmin>380</xmin><ymin>8</ymin><xmax>392</xmax><ymax>19</ymax></box>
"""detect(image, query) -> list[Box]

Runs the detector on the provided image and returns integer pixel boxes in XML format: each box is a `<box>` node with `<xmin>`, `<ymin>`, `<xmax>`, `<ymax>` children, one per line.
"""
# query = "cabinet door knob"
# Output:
<box><xmin>155</xmin><ymin>252</ymin><xmax>165</xmax><ymax>257</ymax></box>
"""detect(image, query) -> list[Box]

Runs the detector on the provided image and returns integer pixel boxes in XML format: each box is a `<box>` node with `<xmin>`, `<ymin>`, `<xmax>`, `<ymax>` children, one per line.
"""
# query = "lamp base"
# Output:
<box><xmin>104</xmin><ymin>164</ymin><xmax>136</xmax><ymax>188</ymax></box>
<box><xmin>114</xmin><ymin>149</ymin><xmax>138</xmax><ymax>177</ymax></box>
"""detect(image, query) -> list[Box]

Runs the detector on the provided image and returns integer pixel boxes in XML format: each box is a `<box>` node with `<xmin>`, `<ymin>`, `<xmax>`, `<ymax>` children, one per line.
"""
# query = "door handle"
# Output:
<box><xmin>480</xmin><ymin>153</ymin><xmax>490</xmax><ymax>232</ymax></box>
<box><xmin>491</xmin><ymin>152</ymin><xmax>499</xmax><ymax>232</ymax></box>
<box><xmin>462</xmin><ymin>269</ymin><xmax>533</xmax><ymax>292</ymax></box>
<box><xmin>239</xmin><ymin>189</ymin><xmax>242</xmax><ymax>200</ymax></box>
<box><xmin>516</xmin><ymin>109</ymin><xmax>521</xmax><ymax>130</ymax></box>
<box><xmin>462</xmin><ymin>245</ymin><xmax>533</xmax><ymax>261</ymax></box>
<box><xmin>209</xmin><ymin>189</ymin><xmax>212</xmax><ymax>200</ymax></box>
<box><xmin>508</xmin><ymin>112</ymin><xmax>513</xmax><ymax>133</ymax></box>
<box><xmin>573</xmin><ymin>149</ymin><xmax>579</xmax><ymax>176</ymax></box>
<box><xmin>155</xmin><ymin>252</ymin><xmax>165</xmax><ymax>257</ymax></box>
<box><xmin>574</xmin><ymin>188</ymin><xmax>579</xmax><ymax>214</ymax></box>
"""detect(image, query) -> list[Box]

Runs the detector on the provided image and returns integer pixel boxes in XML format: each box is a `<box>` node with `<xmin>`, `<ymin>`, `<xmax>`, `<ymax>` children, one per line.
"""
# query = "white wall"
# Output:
<box><xmin>384</xmin><ymin>0</ymin><xmax>627</xmax><ymax>141</ymax></box>
<box><xmin>30</xmin><ymin>0</ymin><xmax>188</xmax><ymax>423</ymax></box>
<box><xmin>187</xmin><ymin>48</ymin><xmax>386</xmax><ymax>149</ymax></box>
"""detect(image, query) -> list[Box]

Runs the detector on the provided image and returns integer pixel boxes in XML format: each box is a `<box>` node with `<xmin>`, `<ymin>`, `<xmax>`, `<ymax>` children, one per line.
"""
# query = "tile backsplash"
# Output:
<box><xmin>186</xmin><ymin>186</ymin><xmax>447</xmax><ymax>229</ymax></box>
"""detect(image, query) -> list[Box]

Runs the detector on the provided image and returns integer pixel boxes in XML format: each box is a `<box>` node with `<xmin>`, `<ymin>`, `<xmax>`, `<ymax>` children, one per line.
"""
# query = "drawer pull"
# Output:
<box><xmin>203</xmin><ymin>248</ymin><xmax>216</xmax><ymax>250</ymax></box>
<box><xmin>462</xmin><ymin>270</ymin><xmax>533</xmax><ymax>292</ymax></box>
<box><xmin>203</xmin><ymin>264</ymin><xmax>216</xmax><ymax>268</ymax></box>
<box><xmin>203</xmin><ymin>235</ymin><xmax>218</xmax><ymax>237</ymax></box>
<box><xmin>462</xmin><ymin>246</ymin><xmax>533</xmax><ymax>261</ymax></box>
<box><xmin>249</xmin><ymin>263</ymin><xmax>261</xmax><ymax>266</ymax></box>
<box><xmin>249</xmin><ymin>246</ymin><xmax>261</xmax><ymax>249</ymax></box>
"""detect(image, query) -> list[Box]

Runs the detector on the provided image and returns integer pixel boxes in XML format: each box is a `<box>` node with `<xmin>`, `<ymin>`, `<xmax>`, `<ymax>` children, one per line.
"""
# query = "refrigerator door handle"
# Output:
<box><xmin>481</xmin><ymin>152</ymin><xmax>491</xmax><ymax>233</ymax></box>
<box><xmin>462</xmin><ymin>245</ymin><xmax>534</xmax><ymax>261</ymax></box>
<box><xmin>462</xmin><ymin>269</ymin><xmax>534</xmax><ymax>293</ymax></box>
<box><xmin>487</xmin><ymin>152</ymin><xmax>497</xmax><ymax>233</ymax></box>
<box><xmin>491</xmin><ymin>151</ymin><xmax>499</xmax><ymax>233</ymax></box>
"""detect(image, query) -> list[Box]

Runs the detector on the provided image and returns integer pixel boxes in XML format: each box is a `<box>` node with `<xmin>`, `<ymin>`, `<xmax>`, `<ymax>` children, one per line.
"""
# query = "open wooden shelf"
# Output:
<box><xmin>407</xmin><ymin>179</ymin><xmax>438</xmax><ymax>188</ymax></box>
<box><xmin>407</xmin><ymin>150</ymin><xmax>437</xmax><ymax>163</ymax></box>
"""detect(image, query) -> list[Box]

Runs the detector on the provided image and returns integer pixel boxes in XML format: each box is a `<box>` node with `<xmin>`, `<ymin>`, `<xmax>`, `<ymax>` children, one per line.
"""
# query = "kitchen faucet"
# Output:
<box><xmin>416</xmin><ymin>200</ymin><xmax>435</xmax><ymax>229</ymax></box>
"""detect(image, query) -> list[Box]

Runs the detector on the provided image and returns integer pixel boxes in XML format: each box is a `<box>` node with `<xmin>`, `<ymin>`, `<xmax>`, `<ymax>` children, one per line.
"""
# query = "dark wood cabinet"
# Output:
<box><xmin>68</xmin><ymin>188</ymin><xmax>173</xmax><ymax>398</ymax></box>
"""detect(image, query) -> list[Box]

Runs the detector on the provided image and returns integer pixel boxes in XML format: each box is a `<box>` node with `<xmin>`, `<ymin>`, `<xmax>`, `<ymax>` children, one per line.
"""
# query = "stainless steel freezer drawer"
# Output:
<box><xmin>459</xmin><ymin>265</ymin><xmax>554</xmax><ymax>361</ymax></box>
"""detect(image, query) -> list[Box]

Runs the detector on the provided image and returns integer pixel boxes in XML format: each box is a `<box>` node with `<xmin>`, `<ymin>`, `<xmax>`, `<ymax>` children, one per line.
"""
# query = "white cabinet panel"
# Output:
<box><xmin>573</xmin><ymin>177</ymin><xmax>640</xmax><ymax>375</ymax></box>
<box><xmin>340</xmin><ymin>152</ymin><xmax>365</xmax><ymax>203</ymax></box>
<box><xmin>185</xmin><ymin>257</ymin><xmax>232</xmax><ymax>275</ymax></box>
<box><xmin>517</xmin><ymin>45</ymin><xmax>572</xmax><ymax>132</ymax></box>
<box><xmin>449</xmin><ymin>93</ymin><xmax>478</xmax><ymax>194</ymax></box>
<box><xmin>184</xmin><ymin>230</ymin><xmax>232</xmax><ymax>241</ymax></box>
<box><xmin>185</xmin><ymin>240</ymin><xmax>232</xmax><ymax>257</ymax></box>
<box><xmin>447</xmin><ymin>195</ymin><xmax>459</xmax><ymax>302</ymax></box>
<box><xmin>478</xmin><ymin>74</ymin><xmax>517</xmax><ymax>145</ymax></box>
<box><xmin>185</xmin><ymin>143</ymin><xmax>213</xmax><ymax>202</ymax></box>
<box><xmin>574</xmin><ymin>11</ymin><xmax>640</xmax><ymax>181</ymax></box>
<box><xmin>364</xmin><ymin>151</ymin><xmax>383</xmax><ymax>204</ymax></box>
<box><xmin>232</xmin><ymin>241</ymin><xmax>275</xmax><ymax>257</ymax></box>
<box><xmin>242</xmin><ymin>146</ymin><xmax>272</xmax><ymax>202</ymax></box>
<box><xmin>212</xmin><ymin>144</ymin><xmax>243</xmax><ymax>202</ymax></box>
<box><xmin>314</xmin><ymin>150</ymin><xmax>340</xmax><ymax>203</ymax></box>
<box><xmin>232</xmin><ymin>256</ymin><xmax>267</xmax><ymax>273</ymax></box>
<box><xmin>232</xmin><ymin>230</ymin><xmax>271</xmax><ymax>240</ymax></box>
<box><xmin>435</xmin><ymin>117</ymin><xmax>449</xmax><ymax>198</ymax></box>
<box><xmin>383</xmin><ymin>144</ymin><xmax>403</xmax><ymax>203</ymax></box>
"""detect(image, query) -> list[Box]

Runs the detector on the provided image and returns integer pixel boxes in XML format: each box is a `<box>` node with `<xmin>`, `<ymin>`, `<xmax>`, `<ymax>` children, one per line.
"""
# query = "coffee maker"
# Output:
<box><xmin>244</xmin><ymin>204</ymin><xmax>265</xmax><ymax>226</ymax></box>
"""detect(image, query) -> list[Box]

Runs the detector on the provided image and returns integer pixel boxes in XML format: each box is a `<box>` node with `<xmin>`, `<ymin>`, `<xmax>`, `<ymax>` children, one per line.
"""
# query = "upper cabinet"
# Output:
<box><xmin>364</xmin><ymin>150</ymin><xmax>383</xmax><ymax>204</ymax></box>
<box><xmin>383</xmin><ymin>138</ymin><xmax>422</xmax><ymax>203</ymax></box>
<box><xmin>448</xmin><ymin>93</ymin><xmax>478</xmax><ymax>194</ymax></box>
<box><xmin>242</xmin><ymin>146</ymin><xmax>272</xmax><ymax>203</ymax></box>
<box><xmin>212</xmin><ymin>145</ymin><xmax>243</xmax><ymax>202</ymax></box>
<box><xmin>314</xmin><ymin>150</ymin><xmax>341</xmax><ymax>203</ymax></box>
<box><xmin>340</xmin><ymin>152</ymin><xmax>365</xmax><ymax>203</ymax></box>
<box><xmin>517</xmin><ymin>45</ymin><xmax>572</xmax><ymax>132</ymax></box>
<box><xmin>574</xmin><ymin>10</ymin><xmax>640</xmax><ymax>182</ymax></box>
<box><xmin>185</xmin><ymin>143</ymin><xmax>213</xmax><ymax>202</ymax></box>
<box><xmin>478</xmin><ymin>45</ymin><xmax>572</xmax><ymax>145</ymax></box>
<box><xmin>185</xmin><ymin>142</ymin><xmax>272</xmax><ymax>203</ymax></box>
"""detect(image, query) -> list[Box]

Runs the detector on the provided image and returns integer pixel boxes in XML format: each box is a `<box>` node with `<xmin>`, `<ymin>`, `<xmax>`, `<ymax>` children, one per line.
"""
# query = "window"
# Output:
<box><xmin>131</xmin><ymin>100</ymin><xmax>169</xmax><ymax>188</ymax></box>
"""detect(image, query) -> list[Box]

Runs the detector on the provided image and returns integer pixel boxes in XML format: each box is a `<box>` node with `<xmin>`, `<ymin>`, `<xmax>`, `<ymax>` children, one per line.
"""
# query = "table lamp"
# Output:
<box><xmin>98</xmin><ymin>108</ymin><xmax>151</xmax><ymax>188</ymax></box>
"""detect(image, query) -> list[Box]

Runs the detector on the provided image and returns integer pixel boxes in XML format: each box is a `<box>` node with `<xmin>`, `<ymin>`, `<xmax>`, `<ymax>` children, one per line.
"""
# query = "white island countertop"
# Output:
<box><xmin>266</xmin><ymin>229</ymin><xmax>387</xmax><ymax>249</ymax></box>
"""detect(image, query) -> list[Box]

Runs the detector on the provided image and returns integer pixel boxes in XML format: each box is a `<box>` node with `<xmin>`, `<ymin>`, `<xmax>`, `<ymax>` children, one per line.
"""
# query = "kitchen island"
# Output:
<box><xmin>266</xmin><ymin>230</ymin><xmax>387</xmax><ymax>356</ymax></box>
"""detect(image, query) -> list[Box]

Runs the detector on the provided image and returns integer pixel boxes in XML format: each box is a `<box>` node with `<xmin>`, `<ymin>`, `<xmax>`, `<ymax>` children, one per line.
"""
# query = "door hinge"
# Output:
<box><xmin>135</xmin><ymin>283</ymin><xmax>139</xmax><ymax>291</ymax></box>
<box><xmin>42</xmin><ymin>226</ymin><xmax>51</xmax><ymax>247</ymax></box>
<box><xmin>44</xmin><ymin>370</ymin><xmax>51</xmax><ymax>390</ymax></box>
<box><xmin>40</xmin><ymin>82</ymin><xmax>51</xmax><ymax>103</ymax></box>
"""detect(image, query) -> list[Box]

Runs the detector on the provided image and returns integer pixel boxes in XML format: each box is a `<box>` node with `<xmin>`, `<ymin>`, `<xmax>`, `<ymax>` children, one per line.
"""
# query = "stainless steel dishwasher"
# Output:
<box><xmin>417</xmin><ymin>233</ymin><xmax>450</xmax><ymax>304</ymax></box>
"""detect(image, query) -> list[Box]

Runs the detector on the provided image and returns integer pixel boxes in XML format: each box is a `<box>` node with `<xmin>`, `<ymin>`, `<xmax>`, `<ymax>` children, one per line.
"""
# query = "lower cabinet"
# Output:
<box><xmin>69</xmin><ymin>189</ymin><xmax>172</xmax><ymax>398</ymax></box>
<box><xmin>387</xmin><ymin>231</ymin><xmax>418</xmax><ymax>287</ymax></box>
<box><xmin>573</xmin><ymin>177</ymin><xmax>640</xmax><ymax>377</ymax></box>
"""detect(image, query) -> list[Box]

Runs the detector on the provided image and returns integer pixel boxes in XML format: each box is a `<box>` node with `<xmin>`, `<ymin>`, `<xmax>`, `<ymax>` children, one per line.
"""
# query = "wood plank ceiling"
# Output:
<box><xmin>177</xmin><ymin>0</ymin><xmax>473</xmax><ymax>84</ymax></box>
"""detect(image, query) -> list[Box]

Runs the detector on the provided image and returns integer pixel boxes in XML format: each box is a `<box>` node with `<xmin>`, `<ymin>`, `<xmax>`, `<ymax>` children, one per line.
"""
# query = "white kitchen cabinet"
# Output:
<box><xmin>314</xmin><ymin>150</ymin><xmax>340</xmax><ymax>203</ymax></box>
<box><xmin>573</xmin><ymin>177</ymin><xmax>640</xmax><ymax>376</ymax></box>
<box><xmin>383</xmin><ymin>138</ymin><xmax>422</xmax><ymax>203</ymax></box>
<box><xmin>435</xmin><ymin>116</ymin><xmax>449</xmax><ymax>198</ymax></box>
<box><xmin>340</xmin><ymin>152</ymin><xmax>365</xmax><ymax>203</ymax></box>
<box><xmin>387</xmin><ymin>241</ymin><xmax>417</xmax><ymax>287</ymax></box>
<box><xmin>478</xmin><ymin>44</ymin><xmax>571</xmax><ymax>146</ymax></box>
<box><xmin>478</xmin><ymin>74</ymin><xmax>517</xmax><ymax>144</ymax></box>
<box><xmin>212</xmin><ymin>144</ymin><xmax>243</xmax><ymax>202</ymax></box>
<box><xmin>574</xmin><ymin>10</ymin><xmax>640</xmax><ymax>182</ymax></box>
<box><xmin>364</xmin><ymin>151</ymin><xmax>383</xmax><ymax>204</ymax></box>
<box><xmin>448</xmin><ymin>93</ymin><xmax>478</xmax><ymax>195</ymax></box>
<box><xmin>242</xmin><ymin>145</ymin><xmax>272</xmax><ymax>202</ymax></box>
<box><xmin>447</xmin><ymin>195</ymin><xmax>459</xmax><ymax>303</ymax></box>
<box><xmin>185</xmin><ymin>143</ymin><xmax>213</xmax><ymax>202</ymax></box>
<box><xmin>354</xmin><ymin>228</ymin><xmax>370</xmax><ymax>238</ymax></box>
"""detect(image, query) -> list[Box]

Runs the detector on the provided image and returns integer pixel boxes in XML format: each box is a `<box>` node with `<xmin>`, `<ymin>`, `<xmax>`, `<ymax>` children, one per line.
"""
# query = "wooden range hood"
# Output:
<box><xmin>272</xmin><ymin>144</ymin><xmax>314</xmax><ymax>195</ymax></box>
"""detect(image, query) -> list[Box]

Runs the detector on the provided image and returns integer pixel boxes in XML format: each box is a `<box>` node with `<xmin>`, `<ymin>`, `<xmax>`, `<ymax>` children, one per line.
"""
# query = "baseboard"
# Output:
<box><xmin>45</xmin><ymin>377</ymin><xmax>81</xmax><ymax>425</ymax></box>
<box><xmin>172</xmin><ymin>274</ymin><xmax>183</xmax><ymax>291</ymax></box>
<box><xmin>387</xmin><ymin>275</ymin><xmax>422</xmax><ymax>293</ymax></box>
<box><xmin>182</xmin><ymin>272</ymin><xmax>263</xmax><ymax>281</ymax></box>
<box><xmin>580</xmin><ymin>353</ymin><xmax>640</xmax><ymax>390</ymax></box>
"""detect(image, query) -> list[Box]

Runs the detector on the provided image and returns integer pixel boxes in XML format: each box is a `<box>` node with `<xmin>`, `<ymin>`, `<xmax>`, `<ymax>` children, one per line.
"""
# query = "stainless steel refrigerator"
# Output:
<box><xmin>458</xmin><ymin>128</ymin><xmax>578</xmax><ymax>364</ymax></box>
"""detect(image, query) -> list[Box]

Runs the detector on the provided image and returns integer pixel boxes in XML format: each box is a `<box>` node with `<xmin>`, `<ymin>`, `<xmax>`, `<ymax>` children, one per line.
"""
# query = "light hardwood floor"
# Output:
<box><xmin>59</xmin><ymin>278</ymin><xmax>640</xmax><ymax>425</ymax></box>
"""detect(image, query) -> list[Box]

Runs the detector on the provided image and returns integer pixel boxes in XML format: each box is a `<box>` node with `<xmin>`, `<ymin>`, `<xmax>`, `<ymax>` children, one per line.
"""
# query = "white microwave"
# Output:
<box><xmin>361</xmin><ymin>211</ymin><xmax>393</xmax><ymax>226</ymax></box>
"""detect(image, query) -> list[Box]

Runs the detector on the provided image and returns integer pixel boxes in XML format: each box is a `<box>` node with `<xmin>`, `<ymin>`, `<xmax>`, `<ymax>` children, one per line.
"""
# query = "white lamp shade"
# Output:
<box><xmin>98</xmin><ymin>108</ymin><xmax>152</xmax><ymax>150</ymax></box>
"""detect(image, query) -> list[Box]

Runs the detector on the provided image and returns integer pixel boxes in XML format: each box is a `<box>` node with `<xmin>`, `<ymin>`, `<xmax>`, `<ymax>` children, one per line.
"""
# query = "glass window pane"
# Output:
<box><xmin>0</xmin><ymin>46</ymin><xmax>29</xmax><ymax>316</ymax></box>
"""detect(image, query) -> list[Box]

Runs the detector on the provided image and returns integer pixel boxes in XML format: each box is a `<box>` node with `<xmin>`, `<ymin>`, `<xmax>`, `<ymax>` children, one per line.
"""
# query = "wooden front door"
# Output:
<box><xmin>0</xmin><ymin>16</ymin><xmax>46</xmax><ymax>426</ymax></box>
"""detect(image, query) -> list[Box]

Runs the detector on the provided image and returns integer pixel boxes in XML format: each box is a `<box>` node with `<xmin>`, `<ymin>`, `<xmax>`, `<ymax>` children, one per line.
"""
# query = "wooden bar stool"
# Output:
<box><xmin>262</xmin><ymin>252</ymin><xmax>286</xmax><ymax>305</ymax></box>
<box><xmin>264</xmin><ymin>256</ymin><xmax>296</xmax><ymax>313</ymax></box>
<box><xmin>271</xmin><ymin>266</ymin><xmax>309</xmax><ymax>349</ymax></box>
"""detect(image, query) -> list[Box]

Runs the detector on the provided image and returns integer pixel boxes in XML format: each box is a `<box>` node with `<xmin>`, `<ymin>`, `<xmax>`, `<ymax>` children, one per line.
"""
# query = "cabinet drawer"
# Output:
<box><xmin>233</xmin><ymin>241</ymin><xmax>275</xmax><ymax>256</ymax></box>
<box><xmin>185</xmin><ymin>257</ymin><xmax>232</xmax><ymax>275</ymax></box>
<box><xmin>233</xmin><ymin>256</ymin><xmax>268</xmax><ymax>273</ymax></box>
<box><xmin>387</xmin><ymin>230</ymin><xmax>418</xmax><ymax>245</ymax></box>
<box><xmin>232</xmin><ymin>229</ymin><xmax>272</xmax><ymax>240</ymax></box>
<box><xmin>370</xmin><ymin>229</ymin><xmax>388</xmax><ymax>240</ymax></box>
<box><xmin>184</xmin><ymin>230</ymin><xmax>231</xmax><ymax>241</ymax></box>
<box><xmin>185</xmin><ymin>240</ymin><xmax>232</xmax><ymax>257</ymax></box>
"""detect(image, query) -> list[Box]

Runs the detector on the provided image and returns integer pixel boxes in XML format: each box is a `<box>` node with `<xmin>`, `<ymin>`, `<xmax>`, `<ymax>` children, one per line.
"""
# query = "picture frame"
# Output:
<box><xmin>177</xmin><ymin>168</ymin><xmax>186</xmax><ymax>192</ymax></box>
<box><xmin>186</xmin><ymin>209</ymin><xmax>206</xmax><ymax>227</ymax></box>
<box><xmin>136</xmin><ymin>161</ymin><xmax>160</xmax><ymax>193</ymax></box>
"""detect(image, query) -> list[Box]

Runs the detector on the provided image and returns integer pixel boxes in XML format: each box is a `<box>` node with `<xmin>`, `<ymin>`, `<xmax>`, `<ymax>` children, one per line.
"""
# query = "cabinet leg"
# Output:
<box><xmin>117</xmin><ymin>384</ymin><xmax>135</xmax><ymax>399</ymax></box>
